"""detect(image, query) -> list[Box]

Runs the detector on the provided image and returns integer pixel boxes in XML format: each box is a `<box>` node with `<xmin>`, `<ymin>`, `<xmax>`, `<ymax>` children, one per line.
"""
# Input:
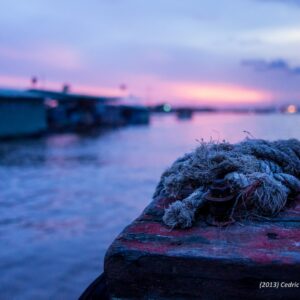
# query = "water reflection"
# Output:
<box><xmin>0</xmin><ymin>132</ymin><xmax>112</xmax><ymax>167</ymax></box>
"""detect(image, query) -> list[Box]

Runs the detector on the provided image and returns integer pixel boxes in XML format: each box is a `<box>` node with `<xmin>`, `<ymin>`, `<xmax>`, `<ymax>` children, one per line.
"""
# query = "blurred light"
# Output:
<box><xmin>163</xmin><ymin>103</ymin><xmax>172</xmax><ymax>112</ymax></box>
<box><xmin>286</xmin><ymin>104</ymin><xmax>297</xmax><ymax>114</ymax></box>
<box><xmin>45</xmin><ymin>99</ymin><xmax>59</xmax><ymax>108</ymax></box>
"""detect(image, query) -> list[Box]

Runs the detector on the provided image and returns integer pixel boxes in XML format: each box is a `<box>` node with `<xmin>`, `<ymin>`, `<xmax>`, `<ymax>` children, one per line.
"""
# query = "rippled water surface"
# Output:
<box><xmin>1</xmin><ymin>113</ymin><xmax>300</xmax><ymax>299</ymax></box>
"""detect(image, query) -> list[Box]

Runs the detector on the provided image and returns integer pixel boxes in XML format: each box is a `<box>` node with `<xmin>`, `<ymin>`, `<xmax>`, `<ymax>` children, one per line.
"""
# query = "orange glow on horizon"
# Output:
<box><xmin>173</xmin><ymin>83</ymin><xmax>271</xmax><ymax>104</ymax></box>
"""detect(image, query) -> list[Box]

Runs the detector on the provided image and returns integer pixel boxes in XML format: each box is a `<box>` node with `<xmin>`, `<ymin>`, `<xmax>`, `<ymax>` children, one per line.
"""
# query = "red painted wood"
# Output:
<box><xmin>104</xmin><ymin>196</ymin><xmax>300</xmax><ymax>299</ymax></box>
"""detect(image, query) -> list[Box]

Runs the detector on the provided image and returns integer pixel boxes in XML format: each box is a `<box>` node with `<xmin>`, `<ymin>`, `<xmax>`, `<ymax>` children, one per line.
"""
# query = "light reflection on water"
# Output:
<box><xmin>1</xmin><ymin>113</ymin><xmax>300</xmax><ymax>299</ymax></box>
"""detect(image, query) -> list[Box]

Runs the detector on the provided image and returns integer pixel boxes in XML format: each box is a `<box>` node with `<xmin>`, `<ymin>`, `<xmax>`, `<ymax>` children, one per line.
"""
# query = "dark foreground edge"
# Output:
<box><xmin>79</xmin><ymin>273</ymin><xmax>109</xmax><ymax>300</ymax></box>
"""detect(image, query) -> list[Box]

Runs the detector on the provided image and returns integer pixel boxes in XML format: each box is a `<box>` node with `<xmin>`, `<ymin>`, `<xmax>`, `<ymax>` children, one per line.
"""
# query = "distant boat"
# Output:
<box><xmin>176</xmin><ymin>108</ymin><xmax>193</xmax><ymax>120</ymax></box>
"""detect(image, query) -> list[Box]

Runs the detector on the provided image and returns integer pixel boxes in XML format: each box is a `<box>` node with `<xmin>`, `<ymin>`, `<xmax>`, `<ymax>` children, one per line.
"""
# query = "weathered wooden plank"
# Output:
<box><xmin>104</xmin><ymin>196</ymin><xmax>300</xmax><ymax>299</ymax></box>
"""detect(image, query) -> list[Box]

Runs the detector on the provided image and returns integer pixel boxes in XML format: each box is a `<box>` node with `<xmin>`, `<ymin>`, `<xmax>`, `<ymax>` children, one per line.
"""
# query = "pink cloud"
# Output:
<box><xmin>116</xmin><ymin>74</ymin><xmax>274</xmax><ymax>105</ymax></box>
<box><xmin>0</xmin><ymin>73</ymin><xmax>275</xmax><ymax>106</ymax></box>
<box><xmin>171</xmin><ymin>82</ymin><xmax>273</xmax><ymax>104</ymax></box>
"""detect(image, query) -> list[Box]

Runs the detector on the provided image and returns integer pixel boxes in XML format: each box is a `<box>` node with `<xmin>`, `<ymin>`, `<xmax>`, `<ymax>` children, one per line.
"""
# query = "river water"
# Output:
<box><xmin>1</xmin><ymin>113</ymin><xmax>300</xmax><ymax>299</ymax></box>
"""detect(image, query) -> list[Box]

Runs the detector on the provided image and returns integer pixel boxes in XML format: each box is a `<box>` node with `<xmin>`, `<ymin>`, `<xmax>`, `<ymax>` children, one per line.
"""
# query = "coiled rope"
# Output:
<box><xmin>153</xmin><ymin>139</ymin><xmax>300</xmax><ymax>228</ymax></box>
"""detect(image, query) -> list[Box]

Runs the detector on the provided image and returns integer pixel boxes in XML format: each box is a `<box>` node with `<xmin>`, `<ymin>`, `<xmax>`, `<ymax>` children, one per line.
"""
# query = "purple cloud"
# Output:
<box><xmin>242</xmin><ymin>59</ymin><xmax>300</xmax><ymax>75</ymax></box>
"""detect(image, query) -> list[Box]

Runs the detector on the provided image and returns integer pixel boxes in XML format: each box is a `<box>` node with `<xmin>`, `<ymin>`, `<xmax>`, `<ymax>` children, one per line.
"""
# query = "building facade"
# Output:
<box><xmin>0</xmin><ymin>90</ymin><xmax>47</xmax><ymax>138</ymax></box>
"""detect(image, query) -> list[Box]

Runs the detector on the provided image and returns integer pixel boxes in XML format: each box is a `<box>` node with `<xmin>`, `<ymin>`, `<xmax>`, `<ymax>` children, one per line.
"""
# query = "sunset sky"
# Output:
<box><xmin>1</xmin><ymin>0</ymin><xmax>300</xmax><ymax>105</ymax></box>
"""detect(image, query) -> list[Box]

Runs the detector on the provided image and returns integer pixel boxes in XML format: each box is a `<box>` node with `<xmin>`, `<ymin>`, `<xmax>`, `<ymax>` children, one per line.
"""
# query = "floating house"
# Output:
<box><xmin>0</xmin><ymin>89</ymin><xmax>47</xmax><ymax>139</ymax></box>
<box><xmin>96</xmin><ymin>104</ymin><xmax>150</xmax><ymax>126</ymax></box>
<box><xmin>96</xmin><ymin>104</ymin><xmax>126</xmax><ymax>126</ymax></box>
<box><xmin>28</xmin><ymin>89</ymin><xmax>118</xmax><ymax>132</ymax></box>
<box><xmin>176</xmin><ymin>107</ymin><xmax>193</xmax><ymax>120</ymax></box>
<box><xmin>0</xmin><ymin>88</ymin><xmax>150</xmax><ymax>139</ymax></box>
<box><xmin>121</xmin><ymin>105</ymin><xmax>150</xmax><ymax>125</ymax></box>
<box><xmin>29</xmin><ymin>89</ymin><xmax>150</xmax><ymax>130</ymax></box>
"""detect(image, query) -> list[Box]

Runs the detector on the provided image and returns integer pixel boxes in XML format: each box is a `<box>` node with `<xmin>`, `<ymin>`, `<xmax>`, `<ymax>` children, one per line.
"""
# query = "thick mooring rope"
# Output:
<box><xmin>153</xmin><ymin>139</ymin><xmax>300</xmax><ymax>228</ymax></box>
